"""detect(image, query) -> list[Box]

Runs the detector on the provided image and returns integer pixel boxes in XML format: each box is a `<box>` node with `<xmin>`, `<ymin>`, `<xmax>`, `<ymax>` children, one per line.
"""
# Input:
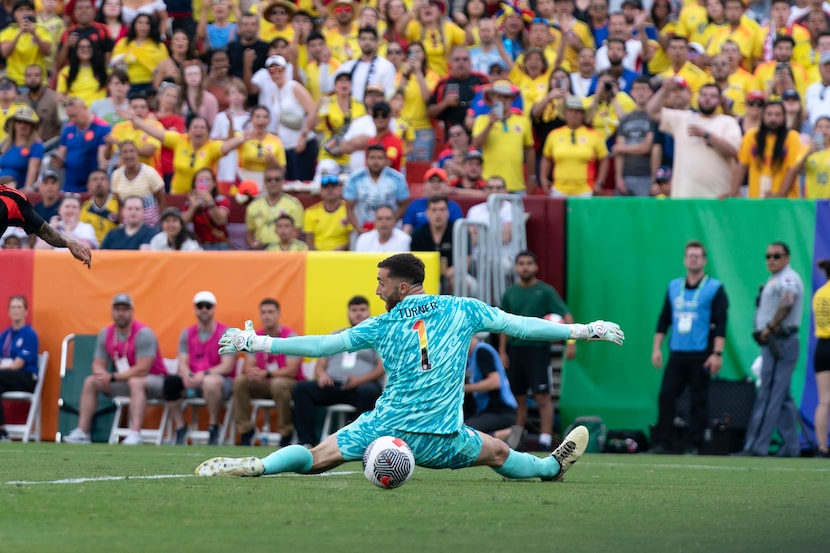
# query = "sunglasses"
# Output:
<box><xmin>372</xmin><ymin>112</ymin><xmax>390</xmax><ymax>119</ymax></box>
<box><xmin>321</xmin><ymin>177</ymin><xmax>341</xmax><ymax>187</ymax></box>
<box><xmin>387</xmin><ymin>49</ymin><xmax>403</xmax><ymax>54</ymax></box>
<box><xmin>335</xmin><ymin>5</ymin><xmax>352</xmax><ymax>13</ymax></box>
<box><xmin>196</xmin><ymin>303</ymin><xmax>214</xmax><ymax>310</ymax></box>
<box><xmin>747</xmin><ymin>100</ymin><xmax>764</xmax><ymax>107</ymax></box>
<box><xmin>766</xmin><ymin>253</ymin><xmax>785</xmax><ymax>260</ymax></box>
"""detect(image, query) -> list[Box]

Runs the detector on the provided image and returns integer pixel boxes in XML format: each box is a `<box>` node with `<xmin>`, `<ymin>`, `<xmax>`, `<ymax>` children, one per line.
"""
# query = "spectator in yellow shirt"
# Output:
<box><xmin>782</xmin><ymin>115</ymin><xmax>830</xmax><ymax>199</ymax></box>
<box><xmin>754</xmin><ymin>36</ymin><xmax>810</xmax><ymax>99</ymax></box>
<box><xmin>56</xmin><ymin>37</ymin><xmax>108</xmax><ymax>107</ymax></box>
<box><xmin>324</xmin><ymin>0</ymin><xmax>360</xmax><ymax>63</ymax></box>
<box><xmin>659</xmin><ymin>36</ymin><xmax>709</xmax><ymax>95</ymax></box>
<box><xmin>258</xmin><ymin>0</ymin><xmax>295</xmax><ymax>44</ymax></box>
<box><xmin>732</xmin><ymin>101</ymin><xmax>803</xmax><ymax>198</ymax></box>
<box><xmin>107</xmin><ymin>92</ymin><xmax>163</xmax><ymax>171</ymax></box>
<box><xmin>0</xmin><ymin>0</ymin><xmax>51</xmax><ymax>87</ymax></box>
<box><xmin>405</xmin><ymin>0</ymin><xmax>468</xmax><ymax>77</ymax></box>
<box><xmin>112</xmin><ymin>14</ymin><xmax>170</xmax><ymax>95</ymax></box>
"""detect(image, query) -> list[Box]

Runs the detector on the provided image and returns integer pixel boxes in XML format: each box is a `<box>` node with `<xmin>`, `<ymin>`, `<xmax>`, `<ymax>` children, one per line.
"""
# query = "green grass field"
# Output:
<box><xmin>2</xmin><ymin>443</ymin><xmax>828</xmax><ymax>553</ymax></box>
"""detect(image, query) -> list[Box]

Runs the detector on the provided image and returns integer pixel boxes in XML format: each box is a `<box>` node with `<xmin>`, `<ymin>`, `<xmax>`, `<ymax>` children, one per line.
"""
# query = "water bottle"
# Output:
<box><xmin>260</xmin><ymin>434</ymin><xmax>269</xmax><ymax>447</ymax></box>
<box><xmin>185</xmin><ymin>388</ymin><xmax>196</xmax><ymax>399</ymax></box>
<box><xmin>624</xmin><ymin>438</ymin><xmax>638</xmax><ymax>453</ymax></box>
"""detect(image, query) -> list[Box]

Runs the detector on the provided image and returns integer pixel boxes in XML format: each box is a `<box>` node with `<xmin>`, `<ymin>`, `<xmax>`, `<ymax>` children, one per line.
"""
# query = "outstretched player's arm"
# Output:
<box><xmin>482</xmin><ymin>305</ymin><xmax>625</xmax><ymax>345</ymax></box>
<box><xmin>35</xmin><ymin>221</ymin><xmax>92</xmax><ymax>268</ymax></box>
<box><xmin>220</xmin><ymin>320</ymin><xmax>373</xmax><ymax>357</ymax></box>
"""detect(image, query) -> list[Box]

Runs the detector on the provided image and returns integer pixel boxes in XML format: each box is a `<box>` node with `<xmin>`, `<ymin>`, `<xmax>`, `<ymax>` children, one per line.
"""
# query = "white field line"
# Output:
<box><xmin>5</xmin><ymin>471</ymin><xmax>358</xmax><ymax>486</ymax></box>
<box><xmin>581</xmin><ymin>459</ymin><xmax>830</xmax><ymax>472</ymax></box>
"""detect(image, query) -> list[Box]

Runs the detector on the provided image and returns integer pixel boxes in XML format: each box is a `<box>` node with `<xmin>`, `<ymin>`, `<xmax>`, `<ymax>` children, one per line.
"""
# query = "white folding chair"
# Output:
<box><xmin>320</xmin><ymin>404</ymin><xmax>357</xmax><ymax>441</ymax></box>
<box><xmin>249</xmin><ymin>398</ymin><xmax>281</xmax><ymax>446</ymax></box>
<box><xmin>4</xmin><ymin>352</ymin><xmax>48</xmax><ymax>442</ymax></box>
<box><xmin>107</xmin><ymin>358</ymin><xmax>175</xmax><ymax>445</ymax></box>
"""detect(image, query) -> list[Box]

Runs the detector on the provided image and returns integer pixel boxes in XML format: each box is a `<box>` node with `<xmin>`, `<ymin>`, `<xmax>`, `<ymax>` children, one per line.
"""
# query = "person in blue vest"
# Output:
<box><xmin>650</xmin><ymin>240</ymin><xmax>729</xmax><ymax>455</ymax></box>
<box><xmin>464</xmin><ymin>332</ymin><xmax>523</xmax><ymax>450</ymax></box>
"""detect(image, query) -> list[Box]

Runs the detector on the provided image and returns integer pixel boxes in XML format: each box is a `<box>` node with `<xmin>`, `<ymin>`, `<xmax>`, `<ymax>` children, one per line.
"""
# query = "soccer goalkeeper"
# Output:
<box><xmin>196</xmin><ymin>253</ymin><xmax>624</xmax><ymax>482</ymax></box>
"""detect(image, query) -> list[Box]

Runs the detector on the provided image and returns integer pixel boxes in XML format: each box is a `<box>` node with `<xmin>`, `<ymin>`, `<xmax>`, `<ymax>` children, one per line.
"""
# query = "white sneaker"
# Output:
<box><xmin>546</xmin><ymin>425</ymin><xmax>589</xmax><ymax>482</ymax></box>
<box><xmin>195</xmin><ymin>457</ymin><xmax>265</xmax><ymax>477</ymax></box>
<box><xmin>63</xmin><ymin>428</ymin><xmax>91</xmax><ymax>444</ymax></box>
<box><xmin>122</xmin><ymin>431</ymin><xmax>143</xmax><ymax>445</ymax></box>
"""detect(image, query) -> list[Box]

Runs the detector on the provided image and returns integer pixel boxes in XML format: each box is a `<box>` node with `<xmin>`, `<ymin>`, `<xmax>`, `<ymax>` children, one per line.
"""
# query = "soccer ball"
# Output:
<box><xmin>362</xmin><ymin>436</ymin><xmax>415</xmax><ymax>489</ymax></box>
<box><xmin>544</xmin><ymin>313</ymin><xmax>564</xmax><ymax>324</ymax></box>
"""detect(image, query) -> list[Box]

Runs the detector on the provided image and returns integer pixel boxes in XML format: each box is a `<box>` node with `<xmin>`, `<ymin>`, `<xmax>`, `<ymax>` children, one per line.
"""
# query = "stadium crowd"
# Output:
<box><xmin>2</xmin><ymin>0</ymin><xmax>830</xmax><ymax>449</ymax></box>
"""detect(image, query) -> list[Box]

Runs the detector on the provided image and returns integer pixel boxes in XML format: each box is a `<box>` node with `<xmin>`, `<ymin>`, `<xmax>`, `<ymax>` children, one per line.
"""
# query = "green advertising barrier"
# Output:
<box><xmin>561</xmin><ymin>199</ymin><xmax>816</xmax><ymax>433</ymax></box>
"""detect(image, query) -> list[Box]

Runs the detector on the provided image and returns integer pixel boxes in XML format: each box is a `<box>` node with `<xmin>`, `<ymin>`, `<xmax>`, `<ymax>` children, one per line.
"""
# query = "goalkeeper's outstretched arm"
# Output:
<box><xmin>494</xmin><ymin>312</ymin><xmax>625</xmax><ymax>345</ymax></box>
<box><xmin>219</xmin><ymin>321</ymin><xmax>352</xmax><ymax>357</ymax></box>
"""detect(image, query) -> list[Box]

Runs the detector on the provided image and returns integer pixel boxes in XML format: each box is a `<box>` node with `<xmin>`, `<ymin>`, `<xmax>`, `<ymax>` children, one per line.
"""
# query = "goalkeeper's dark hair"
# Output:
<box><xmin>348</xmin><ymin>295</ymin><xmax>369</xmax><ymax>307</ymax></box>
<box><xmin>378</xmin><ymin>254</ymin><xmax>425</xmax><ymax>286</ymax></box>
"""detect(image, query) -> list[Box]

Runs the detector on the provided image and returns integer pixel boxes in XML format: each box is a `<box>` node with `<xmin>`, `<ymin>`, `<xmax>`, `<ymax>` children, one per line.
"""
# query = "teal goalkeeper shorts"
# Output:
<box><xmin>336</xmin><ymin>411</ymin><xmax>484</xmax><ymax>469</ymax></box>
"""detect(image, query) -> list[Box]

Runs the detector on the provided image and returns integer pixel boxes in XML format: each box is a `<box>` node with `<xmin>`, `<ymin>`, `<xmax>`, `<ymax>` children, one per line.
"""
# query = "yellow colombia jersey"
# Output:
<box><xmin>647</xmin><ymin>21</ymin><xmax>677</xmax><ymax>75</ymax></box>
<box><xmin>162</xmin><ymin>132</ymin><xmax>224</xmax><ymax>194</ymax></box>
<box><xmin>676</xmin><ymin>4</ymin><xmax>708</xmax><ymax>45</ymax></box>
<box><xmin>509</xmin><ymin>64</ymin><xmax>553</xmax><ymax>111</ymax></box>
<box><xmin>804</xmin><ymin>148</ymin><xmax>830</xmax><ymax>199</ymax></box>
<box><xmin>302</xmin><ymin>200</ymin><xmax>352</xmax><ymax>251</ymax></box>
<box><xmin>659</xmin><ymin>61</ymin><xmax>709</xmax><ymax>94</ymax></box>
<box><xmin>405</xmin><ymin>20</ymin><xmax>466</xmax><ymax>77</ymax></box>
<box><xmin>237</xmin><ymin>133</ymin><xmax>287</xmax><ymax>172</ymax></box>
<box><xmin>814</xmin><ymin>282</ymin><xmax>830</xmax><ymax>339</ymax></box>
<box><xmin>110</xmin><ymin>119</ymin><xmax>163</xmax><ymax>169</ymax></box>
<box><xmin>304</xmin><ymin>58</ymin><xmax>342</xmax><ymax>103</ymax></box>
<box><xmin>324</xmin><ymin>23</ymin><xmax>360</xmax><ymax>63</ymax></box>
<box><xmin>56</xmin><ymin>66</ymin><xmax>107</xmax><ymax>108</ymax></box>
<box><xmin>706</xmin><ymin>21</ymin><xmax>759</xmax><ymax>69</ymax></box>
<box><xmin>738</xmin><ymin>128</ymin><xmax>803</xmax><ymax>198</ymax></box>
<box><xmin>754</xmin><ymin>60</ymin><xmax>810</xmax><ymax>99</ymax></box>
<box><xmin>472</xmin><ymin>113</ymin><xmax>534</xmax><ymax>193</ymax></box>
<box><xmin>550</xmin><ymin>19</ymin><xmax>594</xmax><ymax>73</ymax></box>
<box><xmin>112</xmin><ymin>38</ymin><xmax>170</xmax><ymax>85</ymax></box>
<box><xmin>245</xmin><ymin>194</ymin><xmax>305</xmax><ymax>246</ymax></box>
<box><xmin>80</xmin><ymin>196</ymin><xmax>120</xmax><ymax>246</ymax></box>
<box><xmin>541</xmin><ymin>125</ymin><xmax>608</xmax><ymax>196</ymax></box>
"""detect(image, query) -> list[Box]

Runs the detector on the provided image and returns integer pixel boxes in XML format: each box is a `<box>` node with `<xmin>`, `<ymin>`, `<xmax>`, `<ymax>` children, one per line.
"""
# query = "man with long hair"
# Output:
<box><xmin>731</xmin><ymin>101</ymin><xmax>803</xmax><ymax>198</ymax></box>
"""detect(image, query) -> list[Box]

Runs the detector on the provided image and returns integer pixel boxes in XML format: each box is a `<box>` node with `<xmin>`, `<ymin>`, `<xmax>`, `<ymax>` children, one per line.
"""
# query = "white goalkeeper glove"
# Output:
<box><xmin>569</xmin><ymin>320</ymin><xmax>625</xmax><ymax>345</ymax></box>
<box><xmin>218</xmin><ymin>320</ymin><xmax>264</xmax><ymax>354</ymax></box>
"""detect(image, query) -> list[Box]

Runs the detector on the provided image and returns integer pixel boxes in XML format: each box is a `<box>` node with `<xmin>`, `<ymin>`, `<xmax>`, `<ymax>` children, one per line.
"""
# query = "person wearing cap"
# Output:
<box><xmin>0</xmin><ymin>295</ymin><xmax>39</xmax><ymax>441</ymax></box>
<box><xmin>404</xmin><ymin>0</ymin><xmax>467</xmax><ymax>77</ymax></box>
<box><xmin>401</xmin><ymin>167</ymin><xmax>463</xmax><ymax>234</ymax></box>
<box><xmin>166</xmin><ymin>291</ymin><xmax>236</xmax><ymax>445</ymax></box>
<box><xmin>353</xmin><ymin>204</ymin><xmax>411</xmax><ymax>252</ymax></box>
<box><xmin>317</xmin><ymin>69</ymin><xmax>365</xmax><ymax>168</ymax></box>
<box><xmin>1</xmin><ymin>226</ymin><xmax>27</xmax><ymax>248</ymax></box>
<box><xmin>32</xmin><ymin>170</ymin><xmax>62</xmax><ymax>224</ymax></box>
<box><xmin>646</xmin><ymin>78</ymin><xmax>741</xmax><ymax>198</ymax></box>
<box><xmin>324</xmin><ymin>0</ymin><xmax>360</xmax><ymax>63</ymax></box>
<box><xmin>0</xmin><ymin>106</ymin><xmax>42</xmax><ymax>191</ymax></box>
<box><xmin>0</xmin><ymin>0</ymin><xmax>51</xmax><ymax>88</ymax></box>
<box><xmin>806</xmin><ymin>50</ymin><xmax>830</xmax><ymax>127</ymax></box>
<box><xmin>338</xmin><ymin>26</ymin><xmax>396</xmax><ymax>102</ymax></box>
<box><xmin>540</xmin><ymin>95</ymin><xmax>608</xmax><ymax>196</ymax></box>
<box><xmin>781</xmin><ymin>88</ymin><xmax>811</xmax><ymax>139</ymax></box>
<box><xmin>367</xmin><ymin>101</ymin><xmax>405</xmax><ymax>172</ymax></box>
<box><xmin>0</xmin><ymin>78</ymin><xmax>25</xmax><ymax>145</ymax></box>
<box><xmin>472</xmin><ymin>79</ymin><xmax>536</xmax><ymax>194</ymax></box>
<box><xmin>344</xmin><ymin>143</ymin><xmax>409</xmax><ymax>233</ymax></box>
<box><xmin>100</xmin><ymin>195</ymin><xmax>157</xmax><ymax>249</ymax></box>
<box><xmin>63</xmin><ymin>294</ymin><xmax>167</xmax><ymax>444</ymax></box>
<box><xmin>449</xmin><ymin>150</ymin><xmax>487</xmax><ymax>195</ymax></box>
<box><xmin>303</xmin><ymin>172</ymin><xmax>352</xmax><ymax>251</ymax></box>
<box><xmin>339</xmin><ymin>83</ymin><xmax>394</xmax><ymax>174</ymax></box>
<box><xmin>149</xmin><ymin>206</ymin><xmax>202</xmax><ymax>251</ymax></box>
<box><xmin>232</xmin><ymin>297</ymin><xmax>304</xmax><ymax>446</ymax></box>
<box><xmin>257</xmin><ymin>0</ymin><xmax>296</xmax><ymax>44</ymax></box>
<box><xmin>732</xmin><ymin>100</ymin><xmax>804</xmax><ymax>198</ymax></box>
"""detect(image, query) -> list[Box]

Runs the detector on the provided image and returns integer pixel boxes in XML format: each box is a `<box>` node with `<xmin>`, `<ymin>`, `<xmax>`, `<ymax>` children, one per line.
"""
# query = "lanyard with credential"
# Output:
<box><xmin>677</xmin><ymin>275</ymin><xmax>708</xmax><ymax>310</ymax></box>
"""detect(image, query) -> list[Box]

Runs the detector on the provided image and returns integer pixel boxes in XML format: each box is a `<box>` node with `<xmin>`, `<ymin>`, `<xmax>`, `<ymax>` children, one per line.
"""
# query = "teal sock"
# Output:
<box><xmin>261</xmin><ymin>445</ymin><xmax>313</xmax><ymax>475</ymax></box>
<box><xmin>493</xmin><ymin>450</ymin><xmax>560</xmax><ymax>480</ymax></box>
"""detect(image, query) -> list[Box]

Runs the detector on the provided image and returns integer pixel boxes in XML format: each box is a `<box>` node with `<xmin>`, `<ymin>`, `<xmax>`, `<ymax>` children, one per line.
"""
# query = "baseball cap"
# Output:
<box><xmin>464</xmin><ymin>150</ymin><xmax>483</xmax><ymax>162</ymax></box>
<box><xmin>821</xmin><ymin>51</ymin><xmax>830</xmax><ymax>65</ymax></box>
<box><xmin>424</xmin><ymin>167</ymin><xmax>448</xmax><ymax>182</ymax></box>
<box><xmin>746</xmin><ymin>90</ymin><xmax>765</xmax><ymax>102</ymax></box>
<box><xmin>365</xmin><ymin>83</ymin><xmax>385</xmax><ymax>95</ymax></box>
<box><xmin>672</xmin><ymin>76</ymin><xmax>690</xmax><ymax>90</ymax></box>
<box><xmin>621</xmin><ymin>0</ymin><xmax>643</xmax><ymax>8</ymax></box>
<box><xmin>371</xmin><ymin>101</ymin><xmax>391</xmax><ymax>116</ymax></box>
<box><xmin>265</xmin><ymin>55</ymin><xmax>288</xmax><ymax>68</ymax></box>
<box><xmin>112</xmin><ymin>293</ymin><xmax>134</xmax><ymax>307</ymax></box>
<box><xmin>565</xmin><ymin>95</ymin><xmax>586</xmax><ymax>110</ymax></box>
<box><xmin>781</xmin><ymin>89</ymin><xmax>800</xmax><ymax>101</ymax></box>
<box><xmin>160</xmin><ymin>206</ymin><xmax>184</xmax><ymax>222</ymax></box>
<box><xmin>42</xmin><ymin>169</ymin><xmax>60</xmax><ymax>181</ymax></box>
<box><xmin>193</xmin><ymin>290</ymin><xmax>217</xmax><ymax>306</ymax></box>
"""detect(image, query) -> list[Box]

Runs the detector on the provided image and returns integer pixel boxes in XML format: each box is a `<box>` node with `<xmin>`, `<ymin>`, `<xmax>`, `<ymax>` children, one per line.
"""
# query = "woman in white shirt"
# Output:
<box><xmin>149</xmin><ymin>207</ymin><xmax>202</xmax><ymax>251</ymax></box>
<box><xmin>110</xmin><ymin>140</ymin><xmax>166</xmax><ymax>227</ymax></box>
<box><xmin>34</xmin><ymin>195</ymin><xmax>98</xmax><ymax>250</ymax></box>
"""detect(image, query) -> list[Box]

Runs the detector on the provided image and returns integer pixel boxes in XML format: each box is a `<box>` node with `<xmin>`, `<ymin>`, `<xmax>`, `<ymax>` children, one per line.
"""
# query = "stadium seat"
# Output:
<box><xmin>3</xmin><ymin>352</ymin><xmax>48</xmax><ymax>442</ymax></box>
<box><xmin>319</xmin><ymin>404</ymin><xmax>357</xmax><ymax>441</ymax></box>
<box><xmin>58</xmin><ymin>334</ymin><xmax>114</xmax><ymax>443</ymax></box>
<box><xmin>107</xmin><ymin>358</ymin><xmax>176</xmax><ymax>445</ymax></box>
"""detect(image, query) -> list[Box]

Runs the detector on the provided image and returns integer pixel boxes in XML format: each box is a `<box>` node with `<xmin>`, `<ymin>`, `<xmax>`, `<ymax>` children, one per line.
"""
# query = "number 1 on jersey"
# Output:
<box><xmin>412</xmin><ymin>319</ymin><xmax>432</xmax><ymax>371</ymax></box>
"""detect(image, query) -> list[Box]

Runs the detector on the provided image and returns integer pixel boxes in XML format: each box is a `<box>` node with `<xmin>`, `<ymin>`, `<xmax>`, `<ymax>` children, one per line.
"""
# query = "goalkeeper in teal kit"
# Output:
<box><xmin>197</xmin><ymin>253</ymin><xmax>624</xmax><ymax>481</ymax></box>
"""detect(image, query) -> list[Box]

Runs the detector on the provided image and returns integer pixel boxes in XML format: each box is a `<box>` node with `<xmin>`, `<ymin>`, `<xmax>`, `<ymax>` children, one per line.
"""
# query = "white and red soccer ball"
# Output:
<box><xmin>362</xmin><ymin>436</ymin><xmax>415</xmax><ymax>489</ymax></box>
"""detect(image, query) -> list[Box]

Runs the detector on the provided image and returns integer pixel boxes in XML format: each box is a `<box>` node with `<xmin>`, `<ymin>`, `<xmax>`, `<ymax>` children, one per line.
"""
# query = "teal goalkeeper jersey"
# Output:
<box><xmin>343</xmin><ymin>295</ymin><xmax>518</xmax><ymax>435</ymax></box>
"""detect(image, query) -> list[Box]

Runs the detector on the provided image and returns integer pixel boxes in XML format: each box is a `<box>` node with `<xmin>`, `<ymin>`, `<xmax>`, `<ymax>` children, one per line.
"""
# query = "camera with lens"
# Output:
<box><xmin>603</xmin><ymin>81</ymin><xmax>614</xmax><ymax>93</ymax></box>
<box><xmin>23</xmin><ymin>14</ymin><xmax>35</xmax><ymax>23</ymax></box>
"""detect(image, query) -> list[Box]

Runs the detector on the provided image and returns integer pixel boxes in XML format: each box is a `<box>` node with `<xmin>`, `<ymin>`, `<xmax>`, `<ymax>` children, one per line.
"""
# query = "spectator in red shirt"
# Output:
<box><xmin>449</xmin><ymin>150</ymin><xmax>487</xmax><ymax>196</ymax></box>
<box><xmin>181</xmin><ymin>168</ymin><xmax>233</xmax><ymax>250</ymax></box>
<box><xmin>367</xmin><ymin>101</ymin><xmax>404</xmax><ymax>172</ymax></box>
<box><xmin>56</xmin><ymin>0</ymin><xmax>114</xmax><ymax>71</ymax></box>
